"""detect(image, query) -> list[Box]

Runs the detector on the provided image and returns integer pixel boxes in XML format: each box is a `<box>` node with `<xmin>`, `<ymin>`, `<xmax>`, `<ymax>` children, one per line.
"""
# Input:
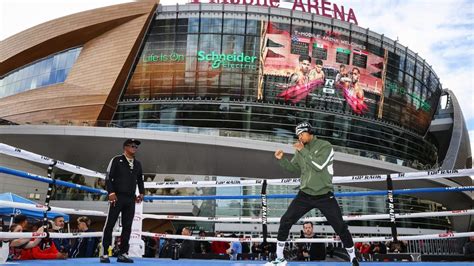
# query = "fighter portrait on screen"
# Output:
<box><xmin>277</xmin><ymin>56</ymin><xmax>324</xmax><ymax>103</ymax></box>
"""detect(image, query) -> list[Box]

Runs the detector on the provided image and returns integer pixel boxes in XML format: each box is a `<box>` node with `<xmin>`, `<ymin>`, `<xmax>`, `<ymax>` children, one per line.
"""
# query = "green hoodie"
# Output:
<box><xmin>278</xmin><ymin>137</ymin><xmax>334</xmax><ymax>196</ymax></box>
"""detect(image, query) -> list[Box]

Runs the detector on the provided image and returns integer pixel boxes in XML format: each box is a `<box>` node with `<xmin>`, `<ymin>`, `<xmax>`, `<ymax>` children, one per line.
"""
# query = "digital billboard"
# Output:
<box><xmin>261</xmin><ymin>21</ymin><xmax>386</xmax><ymax>115</ymax></box>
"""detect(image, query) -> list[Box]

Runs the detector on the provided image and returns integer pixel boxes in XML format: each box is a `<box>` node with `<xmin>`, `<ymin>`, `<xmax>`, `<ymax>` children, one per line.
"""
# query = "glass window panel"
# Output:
<box><xmin>246</xmin><ymin>20</ymin><xmax>261</xmax><ymax>35</ymax></box>
<box><xmin>222</xmin><ymin>35</ymin><xmax>244</xmax><ymax>54</ymax></box>
<box><xmin>1</xmin><ymin>48</ymin><xmax>81</xmax><ymax>97</ymax></box>
<box><xmin>188</xmin><ymin>17</ymin><xmax>199</xmax><ymax>33</ymax></box>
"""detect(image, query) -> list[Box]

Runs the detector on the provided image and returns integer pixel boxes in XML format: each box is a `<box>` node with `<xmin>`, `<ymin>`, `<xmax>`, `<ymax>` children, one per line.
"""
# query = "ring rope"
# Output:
<box><xmin>143</xmin><ymin>185</ymin><xmax>474</xmax><ymax>200</ymax></box>
<box><xmin>2</xmin><ymin>231</ymin><xmax>474</xmax><ymax>243</ymax></box>
<box><xmin>1</xmin><ymin>165</ymin><xmax>473</xmax><ymax>206</ymax></box>
<box><xmin>2</xmin><ymin>143</ymin><xmax>473</xmax><ymax>184</ymax></box>
<box><xmin>0</xmin><ymin>143</ymin><xmax>105</xmax><ymax>179</ymax></box>
<box><xmin>1</xmin><ymin>200</ymin><xmax>472</xmax><ymax>222</ymax></box>
<box><xmin>144</xmin><ymin>169</ymin><xmax>474</xmax><ymax>188</ymax></box>
<box><xmin>141</xmin><ymin>231</ymin><xmax>474</xmax><ymax>243</ymax></box>
<box><xmin>1</xmin><ymin>165</ymin><xmax>472</xmax><ymax>200</ymax></box>
<box><xmin>0</xmin><ymin>200</ymin><xmax>107</xmax><ymax>217</ymax></box>
<box><xmin>0</xmin><ymin>166</ymin><xmax>107</xmax><ymax>195</ymax></box>
<box><xmin>142</xmin><ymin>209</ymin><xmax>474</xmax><ymax>223</ymax></box>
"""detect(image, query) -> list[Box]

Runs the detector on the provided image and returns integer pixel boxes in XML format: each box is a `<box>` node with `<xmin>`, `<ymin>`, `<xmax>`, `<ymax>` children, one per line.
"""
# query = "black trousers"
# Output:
<box><xmin>277</xmin><ymin>191</ymin><xmax>354</xmax><ymax>248</ymax></box>
<box><xmin>102</xmin><ymin>194</ymin><xmax>135</xmax><ymax>254</ymax></box>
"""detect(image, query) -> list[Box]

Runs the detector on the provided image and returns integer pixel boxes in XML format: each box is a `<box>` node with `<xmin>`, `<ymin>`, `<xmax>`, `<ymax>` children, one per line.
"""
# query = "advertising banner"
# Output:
<box><xmin>261</xmin><ymin>21</ymin><xmax>386</xmax><ymax>115</ymax></box>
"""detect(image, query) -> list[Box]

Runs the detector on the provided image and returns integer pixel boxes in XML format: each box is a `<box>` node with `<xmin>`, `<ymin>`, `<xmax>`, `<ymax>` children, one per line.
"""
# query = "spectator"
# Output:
<box><xmin>388</xmin><ymin>240</ymin><xmax>407</xmax><ymax>253</ymax></box>
<box><xmin>93</xmin><ymin>179</ymin><xmax>107</xmax><ymax>201</ymax></box>
<box><xmin>251</xmin><ymin>241</ymin><xmax>263</xmax><ymax>258</ymax></box>
<box><xmin>8</xmin><ymin>220</ymin><xmax>44</xmax><ymax>260</ymax></box>
<box><xmin>226</xmin><ymin>234</ymin><xmax>242</xmax><ymax>260</ymax></box>
<box><xmin>296</xmin><ymin>222</ymin><xmax>326</xmax><ymax>261</ymax></box>
<box><xmin>51</xmin><ymin>215</ymin><xmax>71</xmax><ymax>254</ymax></box>
<box><xmin>194</xmin><ymin>230</ymin><xmax>211</xmax><ymax>254</ymax></box>
<box><xmin>240</xmin><ymin>235</ymin><xmax>250</xmax><ymax>254</ymax></box>
<box><xmin>69</xmin><ymin>216</ymin><xmax>98</xmax><ymax>258</ymax></box>
<box><xmin>370</xmin><ymin>241</ymin><xmax>387</xmax><ymax>254</ymax></box>
<box><xmin>12</xmin><ymin>215</ymin><xmax>28</xmax><ymax>231</ymax></box>
<box><xmin>23</xmin><ymin>238</ymin><xmax>67</xmax><ymax>260</ymax></box>
<box><xmin>261</xmin><ymin>241</ymin><xmax>276</xmax><ymax>260</ymax></box>
<box><xmin>143</xmin><ymin>236</ymin><xmax>158</xmax><ymax>258</ymax></box>
<box><xmin>463</xmin><ymin>236</ymin><xmax>474</xmax><ymax>259</ymax></box>
<box><xmin>68</xmin><ymin>175</ymin><xmax>87</xmax><ymax>200</ymax></box>
<box><xmin>179</xmin><ymin>227</ymin><xmax>195</xmax><ymax>259</ymax></box>
<box><xmin>211</xmin><ymin>232</ymin><xmax>229</xmax><ymax>254</ymax></box>
<box><xmin>359</xmin><ymin>242</ymin><xmax>371</xmax><ymax>255</ymax></box>
<box><xmin>159</xmin><ymin>230</ymin><xmax>176</xmax><ymax>258</ymax></box>
<box><xmin>19</xmin><ymin>221</ymin><xmax>67</xmax><ymax>260</ymax></box>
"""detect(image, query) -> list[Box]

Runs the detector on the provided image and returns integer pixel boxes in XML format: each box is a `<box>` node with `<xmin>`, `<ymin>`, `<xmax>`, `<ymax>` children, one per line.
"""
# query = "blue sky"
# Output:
<box><xmin>1</xmin><ymin>0</ymin><xmax>473</xmax><ymax>152</ymax></box>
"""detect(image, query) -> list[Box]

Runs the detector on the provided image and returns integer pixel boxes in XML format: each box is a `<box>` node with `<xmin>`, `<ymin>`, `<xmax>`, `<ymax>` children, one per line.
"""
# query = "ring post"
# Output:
<box><xmin>386</xmin><ymin>175</ymin><xmax>398</xmax><ymax>242</ymax></box>
<box><xmin>43</xmin><ymin>160</ymin><xmax>57</xmax><ymax>236</ymax></box>
<box><xmin>261</xmin><ymin>179</ymin><xmax>268</xmax><ymax>244</ymax></box>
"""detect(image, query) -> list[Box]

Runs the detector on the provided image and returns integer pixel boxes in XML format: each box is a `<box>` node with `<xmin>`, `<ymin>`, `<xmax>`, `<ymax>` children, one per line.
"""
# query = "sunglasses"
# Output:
<box><xmin>128</xmin><ymin>145</ymin><xmax>139</xmax><ymax>149</ymax></box>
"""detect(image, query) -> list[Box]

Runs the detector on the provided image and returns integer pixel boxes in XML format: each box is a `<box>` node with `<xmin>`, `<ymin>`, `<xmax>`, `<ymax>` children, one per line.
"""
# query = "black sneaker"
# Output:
<box><xmin>100</xmin><ymin>255</ymin><xmax>110</xmax><ymax>263</ymax></box>
<box><xmin>352</xmin><ymin>257</ymin><xmax>359</xmax><ymax>266</ymax></box>
<box><xmin>117</xmin><ymin>253</ymin><xmax>134</xmax><ymax>263</ymax></box>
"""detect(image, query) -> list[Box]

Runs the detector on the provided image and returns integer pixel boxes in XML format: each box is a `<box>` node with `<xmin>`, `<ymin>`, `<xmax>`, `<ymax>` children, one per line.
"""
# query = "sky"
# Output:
<box><xmin>1</xmin><ymin>0</ymin><xmax>473</xmax><ymax>156</ymax></box>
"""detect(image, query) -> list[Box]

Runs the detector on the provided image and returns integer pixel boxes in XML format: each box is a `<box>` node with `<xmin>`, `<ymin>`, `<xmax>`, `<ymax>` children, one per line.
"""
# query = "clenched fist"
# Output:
<box><xmin>274</xmin><ymin>150</ymin><xmax>284</xmax><ymax>160</ymax></box>
<box><xmin>293</xmin><ymin>141</ymin><xmax>304</xmax><ymax>151</ymax></box>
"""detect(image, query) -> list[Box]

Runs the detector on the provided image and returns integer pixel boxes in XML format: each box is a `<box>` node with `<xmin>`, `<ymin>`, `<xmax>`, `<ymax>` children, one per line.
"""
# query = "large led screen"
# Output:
<box><xmin>261</xmin><ymin>21</ymin><xmax>385</xmax><ymax>116</ymax></box>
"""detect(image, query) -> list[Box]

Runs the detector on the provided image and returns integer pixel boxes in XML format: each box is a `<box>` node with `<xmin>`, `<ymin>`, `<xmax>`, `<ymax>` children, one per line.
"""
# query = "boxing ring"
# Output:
<box><xmin>0</xmin><ymin>143</ymin><xmax>473</xmax><ymax>265</ymax></box>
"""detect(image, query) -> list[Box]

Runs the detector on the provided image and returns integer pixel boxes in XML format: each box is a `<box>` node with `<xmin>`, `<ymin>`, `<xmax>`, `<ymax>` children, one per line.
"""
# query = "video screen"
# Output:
<box><xmin>261</xmin><ymin>21</ymin><xmax>386</xmax><ymax>116</ymax></box>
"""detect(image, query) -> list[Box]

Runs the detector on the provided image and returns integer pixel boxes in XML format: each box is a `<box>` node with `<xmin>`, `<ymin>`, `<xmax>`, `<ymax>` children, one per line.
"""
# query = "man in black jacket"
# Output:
<box><xmin>296</xmin><ymin>222</ymin><xmax>326</xmax><ymax>261</ymax></box>
<box><xmin>100</xmin><ymin>139</ymin><xmax>145</xmax><ymax>263</ymax></box>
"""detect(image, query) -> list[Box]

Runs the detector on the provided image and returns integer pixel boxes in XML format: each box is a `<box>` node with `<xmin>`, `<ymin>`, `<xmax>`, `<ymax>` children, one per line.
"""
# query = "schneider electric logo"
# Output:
<box><xmin>143</xmin><ymin>52</ymin><xmax>184</xmax><ymax>63</ymax></box>
<box><xmin>197</xmin><ymin>51</ymin><xmax>257</xmax><ymax>69</ymax></box>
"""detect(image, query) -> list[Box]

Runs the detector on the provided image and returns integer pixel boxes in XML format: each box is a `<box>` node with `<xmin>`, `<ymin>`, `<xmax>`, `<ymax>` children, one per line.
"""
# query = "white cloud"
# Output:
<box><xmin>347</xmin><ymin>0</ymin><xmax>474</xmax><ymax>129</ymax></box>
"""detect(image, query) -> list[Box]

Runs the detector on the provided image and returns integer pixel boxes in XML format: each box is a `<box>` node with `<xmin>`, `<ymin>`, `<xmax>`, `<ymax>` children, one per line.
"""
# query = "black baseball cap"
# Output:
<box><xmin>123</xmin><ymin>139</ymin><xmax>141</xmax><ymax>147</ymax></box>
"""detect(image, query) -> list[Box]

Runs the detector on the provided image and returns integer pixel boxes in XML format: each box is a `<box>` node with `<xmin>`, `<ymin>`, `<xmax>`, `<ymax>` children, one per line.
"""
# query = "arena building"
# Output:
<box><xmin>0</xmin><ymin>1</ymin><xmax>471</xmax><ymax>238</ymax></box>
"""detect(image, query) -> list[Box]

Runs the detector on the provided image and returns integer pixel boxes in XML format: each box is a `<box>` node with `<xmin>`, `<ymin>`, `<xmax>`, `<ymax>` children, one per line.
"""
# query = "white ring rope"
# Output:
<box><xmin>0</xmin><ymin>200</ymin><xmax>107</xmax><ymax>217</ymax></box>
<box><xmin>2</xmin><ymin>142</ymin><xmax>473</xmax><ymax>184</ymax></box>
<box><xmin>1</xmin><ymin>200</ymin><xmax>472</xmax><ymax>223</ymax></box>
<box><xmin>0</xmin><ymin>232</ymin><xmax>120</xmax><ymax>240</ymax></box>
<box><xmin>142</xmin><ymin>231</ymin><xmax>474</xmax><ymax>243</ymax></box>
<box><xmin>2</xmin><ymin>231</ymin><xmax>474</xmax><ymax>243</ymax></box>
<box><xmin>144</xmin><ymin>169</ymin><xmax>474</xmax><ymax>188</ymax></box>
<box><xmin>0</xmin><ymin>143</ymin><xmax>105</xmax><ymax>179</ymax></box>
<box><xmin>143</xmin><ymin>209</ymin><xmax>474</xmax><ymax>223</ymax></box>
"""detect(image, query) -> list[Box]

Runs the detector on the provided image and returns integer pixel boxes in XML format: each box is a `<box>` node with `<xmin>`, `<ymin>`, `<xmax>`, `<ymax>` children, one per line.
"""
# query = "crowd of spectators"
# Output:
<box><xmin>4</xmin><ymin>214</ymin><xmax>99</xmax><ymax>262</ymax></box>
<box><xmin>140</xmin><ymin>222</ymin><xmax>417</xmax><ymax>262</ymax></box>
<box><xmin>5</xmin><ymin>214</ymin><xmax>472</xmax><ymax>262</ymax></box>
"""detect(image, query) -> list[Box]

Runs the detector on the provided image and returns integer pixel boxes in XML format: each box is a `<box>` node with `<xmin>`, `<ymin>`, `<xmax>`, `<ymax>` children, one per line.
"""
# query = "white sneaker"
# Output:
<box><xmin>265</xmin><ymin>258</ymin><xmax>287</xmax><ymax>266</ymax></box>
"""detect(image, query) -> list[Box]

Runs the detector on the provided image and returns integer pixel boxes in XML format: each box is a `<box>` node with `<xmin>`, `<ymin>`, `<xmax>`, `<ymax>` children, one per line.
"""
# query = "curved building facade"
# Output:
<box><xmin>114</xmin><ymin>4</ymin><xmax>444</xmax><ymax>170</ymax></box>
<box><xmin>0</xmin><ymin>2</ymin><xmax>471</xmax><ymax>232</ymax></box>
